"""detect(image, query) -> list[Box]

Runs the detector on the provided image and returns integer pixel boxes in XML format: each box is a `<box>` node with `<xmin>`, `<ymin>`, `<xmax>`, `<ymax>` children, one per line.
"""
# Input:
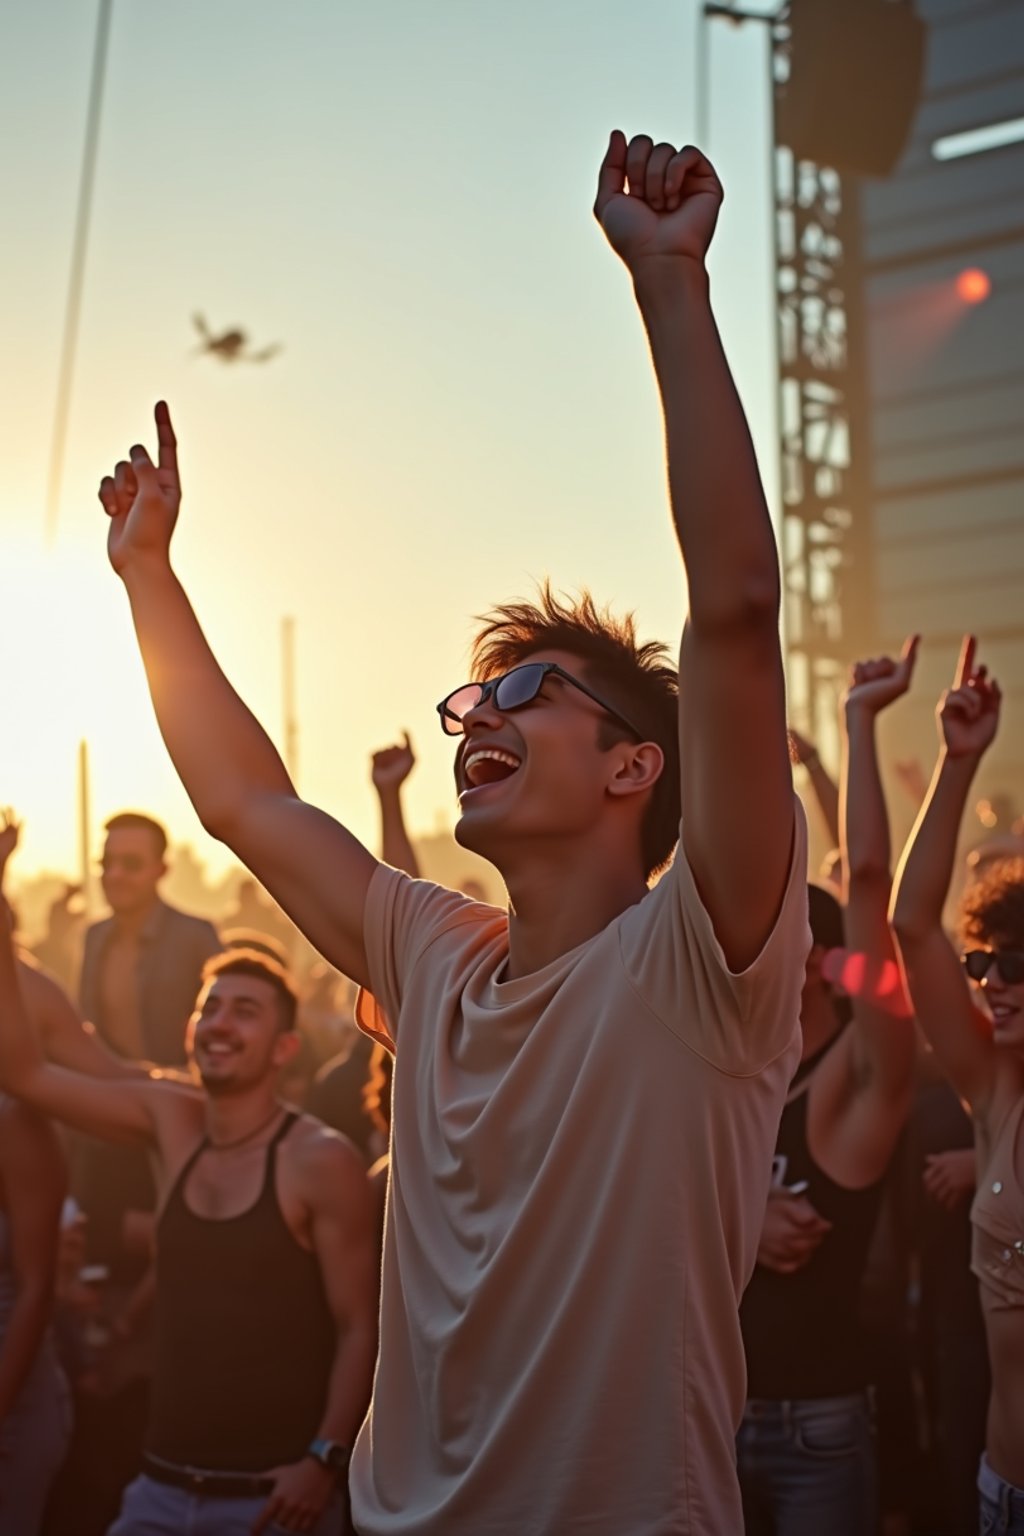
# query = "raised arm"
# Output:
<box><xmin>838</xmin><ymin>639</ymin><xmax>918</xmax><ymax>1107</ymax></box>
<box><xmin>595</xmin><ymin>134</ymin><xmax>792</xmax><ymax>969</ymax></box>
<box><xmin>371</xmin><ymin>733</ymin><xmax>422</xmax><ymax>878</ymax></box>
<box><xmin>789</xmin><ymin>727</ymin><xmax>841</xmax><ymax>850</ymax></box>
<box><xmin>98</xmin><ymin>404</ymin><xmax>378</xmax><ymax>987</ymax></box>
<box><xmin>0</xmin><ymin>901</ymin><xmax>155</xmax><ymax>1145</ymax></box>
<box><xmin>890</xmin><ymin>637</ymin><xmax>1001</xmax><ymax>1114</ymax></box>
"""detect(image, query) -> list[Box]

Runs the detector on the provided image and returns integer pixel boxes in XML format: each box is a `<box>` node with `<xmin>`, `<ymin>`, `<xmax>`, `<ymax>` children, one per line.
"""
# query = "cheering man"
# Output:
<box><xmin>96</xmin><ymin>132</ymin><xmax>809</xmax><ymax>1534</ymax></box>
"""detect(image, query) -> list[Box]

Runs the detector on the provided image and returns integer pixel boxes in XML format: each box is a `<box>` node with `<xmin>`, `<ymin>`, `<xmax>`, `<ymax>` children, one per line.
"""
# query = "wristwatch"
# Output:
<box><xmin>306</xmin><ymin>1438</ymin><xmax>350</xmax><ymax>1480</ymax></box>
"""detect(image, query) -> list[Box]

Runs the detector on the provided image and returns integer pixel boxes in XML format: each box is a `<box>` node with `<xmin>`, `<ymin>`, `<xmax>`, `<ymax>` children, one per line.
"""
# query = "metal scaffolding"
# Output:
<box><xmin>771</xmin><ymin>19</ymin><xmax>876</xmax><ymax>756</ymax></box>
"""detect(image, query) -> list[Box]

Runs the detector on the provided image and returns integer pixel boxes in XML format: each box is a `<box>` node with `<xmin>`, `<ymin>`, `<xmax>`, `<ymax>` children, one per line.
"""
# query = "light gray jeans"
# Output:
<box><xmin>107</xmin><ymin>1473</ymin><xmax>346</xmax><ymax>1536</ymax></box>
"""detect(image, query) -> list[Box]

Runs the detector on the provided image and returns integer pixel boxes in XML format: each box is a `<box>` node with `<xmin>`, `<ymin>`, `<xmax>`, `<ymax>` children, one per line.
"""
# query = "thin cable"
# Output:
<box><xmin>45</xmin><ymin>0</ymin><xmax>114</xmax><ymax>543</ymax></box>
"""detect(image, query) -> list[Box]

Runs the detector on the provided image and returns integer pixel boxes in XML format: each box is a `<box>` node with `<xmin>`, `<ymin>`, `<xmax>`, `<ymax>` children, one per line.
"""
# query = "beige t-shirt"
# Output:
<box><xmin>351</xmin><ymin>806</ymin><xmax>809</xmax><ymax>1535</ymax></box>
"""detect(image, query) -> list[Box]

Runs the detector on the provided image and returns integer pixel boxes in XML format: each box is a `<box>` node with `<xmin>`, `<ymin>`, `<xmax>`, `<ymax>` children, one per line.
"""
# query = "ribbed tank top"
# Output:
<box><xmin>740</xmin><ymin>1045</ymin><xmax>886</xmax><ymax>1399</ymax></box>
<box><xmin>147</xmin><ymin>1112</ymin><xmax>335</xmax><ymax>1471</ymax></box>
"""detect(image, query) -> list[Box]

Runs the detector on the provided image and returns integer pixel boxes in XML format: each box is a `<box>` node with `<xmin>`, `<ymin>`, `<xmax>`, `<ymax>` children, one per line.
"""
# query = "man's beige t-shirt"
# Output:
<box><xmin>350</xmin><ymin>806</ymin><xmax>809</xmax><ymax>1535</ymax></box>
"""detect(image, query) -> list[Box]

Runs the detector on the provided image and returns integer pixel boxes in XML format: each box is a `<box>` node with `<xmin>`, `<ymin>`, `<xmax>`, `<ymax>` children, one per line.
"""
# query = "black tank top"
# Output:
<box><xmin>740</xmin><ymin>1045</ymin><xmax>886</xmax><ymax>1399</ymax></box>
<box><xmin>147</xmin><ymin>1112</ymin><xmax>336</xmax><ymax>1470</ymax></box>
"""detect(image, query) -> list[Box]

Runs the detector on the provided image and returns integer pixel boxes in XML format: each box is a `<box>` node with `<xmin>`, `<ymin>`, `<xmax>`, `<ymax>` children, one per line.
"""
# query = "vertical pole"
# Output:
<box><xmin>46</xmin><ymin>0</ymin><xmax>114</xmax><ymax>542</ymax></box>
<box><xmin>282</xmin><ymin>617</ymin><xmax>298</xmax><ymax>786</ymax></box>
<box><xmin>78</xmin><ymin>739</ymin><xmax>92</xmax><ymax>917</ymax></box>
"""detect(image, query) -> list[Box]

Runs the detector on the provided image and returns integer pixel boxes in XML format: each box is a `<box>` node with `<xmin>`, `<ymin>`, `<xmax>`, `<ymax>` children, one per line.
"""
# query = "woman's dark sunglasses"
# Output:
<box><xmin>436</xmin><ymin>662</ymin><xmax>643</xmax><ymax>740</ymax></box>
<box><xmin>961</xmin><ymin>949</ymin><xmax>1024</xmax><ymax>985</ymax></box>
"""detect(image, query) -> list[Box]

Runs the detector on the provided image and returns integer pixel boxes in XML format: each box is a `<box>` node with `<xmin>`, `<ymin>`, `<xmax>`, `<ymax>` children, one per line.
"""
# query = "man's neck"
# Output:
<box><xmin>112</xmin><ymin>895</ymin><xmax>160</xmax><ymax>938</ymax></box>
<box><xmin>501</xmin><ymin>844</ymin><xmax>649</xmax><ymax>982</ymax></box>
<box><xmin>202</xmin><ymin>1084</ymin><xmax>285</xmax><ymax>1149</ymax></box>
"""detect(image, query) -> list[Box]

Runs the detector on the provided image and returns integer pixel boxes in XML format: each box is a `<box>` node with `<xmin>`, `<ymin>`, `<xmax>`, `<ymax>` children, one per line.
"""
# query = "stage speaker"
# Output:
<box><xmin>777</xmin><ymin>0</ymin><xmax>926</xmax><ymax>177</ymax></box>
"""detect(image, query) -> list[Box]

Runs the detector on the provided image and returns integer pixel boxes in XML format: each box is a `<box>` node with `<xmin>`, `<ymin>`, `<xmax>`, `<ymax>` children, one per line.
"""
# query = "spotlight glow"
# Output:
<box><xmin>956</xmin><ymin>267</ymin><xmax>992</xmax><ymax>305</ymax></box>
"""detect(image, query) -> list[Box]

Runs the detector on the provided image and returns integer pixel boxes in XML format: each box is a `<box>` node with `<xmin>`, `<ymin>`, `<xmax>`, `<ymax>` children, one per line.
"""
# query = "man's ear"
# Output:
<box><xmin>272</xmin><ymin>1030</ymin><xmax>302</xmax><ymax>1070</ymax></box>
<box><xmin>606</xmin><ymin>741</ymin><xmax>665</xmax><ymax>800</ymax></box>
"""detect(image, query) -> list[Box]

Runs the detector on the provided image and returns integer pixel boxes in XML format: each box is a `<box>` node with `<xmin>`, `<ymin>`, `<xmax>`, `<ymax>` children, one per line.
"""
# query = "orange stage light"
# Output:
<box><xmin>956</xmin><ymin>267</ymin><xmax>992</xmax><ymax>305</ymax></box>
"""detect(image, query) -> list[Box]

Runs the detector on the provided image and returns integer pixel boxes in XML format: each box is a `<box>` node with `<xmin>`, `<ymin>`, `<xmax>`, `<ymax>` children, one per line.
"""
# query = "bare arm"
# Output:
<box><xmin>595</xmin><ymin>135</ymin><xmax>792</xmax><ymax>970</ymax></box>
<box><xmin>98</xmin><ymin>406</ymin><xmax>379</xmax><ymax>988</ymax></box>
<box><xmin>789</xmin><ymin>728</ymin><xmax>841</xmax><ymax>849</ymax></box>
<box><xmin>0</xmin><ymin>909</ymin><xmax>156</xmax><ymax>1145</ymax></box>
<box><xmin>839</xmin><ymin>640</ymin><xmax>918</xmax><ymax>1105</ymax></box>
<box><xmin>254</xmin><ymin>1133</ymin><xmax>379</xmax><ymax>1534</ymax></box>
<box><xmin>17</xmin><ymin>957</ymin><xmax>139</xmax><ymax>1079</ymax></box>
<box><xmin>371</xmin><ymin>733</ymin><xmax>422</xmax><ymax>878</ymax></box>
<box><xmin>0</xmin><ymin>1101</ymin><xmax>65</xmax><ymax>1421</ymax></box>
<box><xmin>890</xmin><ymin>637</ymin><xmax>1001</xmax><ymax>1114</ymax></box>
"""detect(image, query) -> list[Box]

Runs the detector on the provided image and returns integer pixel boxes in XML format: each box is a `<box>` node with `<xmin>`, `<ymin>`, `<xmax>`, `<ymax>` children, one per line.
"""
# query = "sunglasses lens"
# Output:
<box><xmin>963</xmin><ymin>951</ymin><xmax>992</xmax><ymax>982</ymax></box>
<box><xmin>998</xmin><ymin>953</ymin><xmax>1024</xmax><ymax>985</ymax></box>
<box><xmin>440</xmin><ymin>685</ymin><xmax>483</xmax><ymax>735</ymax></box>
<box><xmin>494</xmin><ymin>664</ymin><xmax>546</xmax><ymax>713</ymax></box>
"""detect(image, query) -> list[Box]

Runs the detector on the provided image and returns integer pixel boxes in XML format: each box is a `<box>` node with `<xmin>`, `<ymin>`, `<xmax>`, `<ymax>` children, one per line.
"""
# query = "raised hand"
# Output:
<box><xmin>371</xmin><ymin>733</ymin><xmax>416</xmax><ymax>793</ymax></box>
<box><xmin>844</xmin><ymin>635</ymin><xmax>919</xmax><ymax>716</ymax></box>
<box><xmin>938</xmin><ymin>636</ymin><xmax>1001</xmax><ymax>759</ymax></box>
<box><xmin>98</xmin><ymin>401</ymin><xmax>181</xmax><ymax>577</ymax></box>
<box><xmin>0</xmin><ymin>809</ymin><xmax>21</xmax><ymax>874</ymax></box>
<box><xmin>594</xmin><ymin>131</ymin><xmax>723</xmax><ymax>273</ymax></box>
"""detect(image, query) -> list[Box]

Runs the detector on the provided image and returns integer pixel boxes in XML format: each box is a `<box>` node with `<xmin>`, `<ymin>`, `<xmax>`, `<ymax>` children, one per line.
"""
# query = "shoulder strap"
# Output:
<box><xmin>163</xmin><ymin>1134</ymin><xmax>210</xmax><ymax>1217</ymax></box>
<box><xmin>260</xmin><ymin>1110</ymin><xmax>299</xmax><ymax>1194</ymax></box>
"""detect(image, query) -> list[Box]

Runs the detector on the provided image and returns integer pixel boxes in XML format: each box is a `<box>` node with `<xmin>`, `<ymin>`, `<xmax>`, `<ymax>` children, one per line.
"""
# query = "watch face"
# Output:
<box><xmin>310</xmin><ymin>1440</ymin><xmax>349</xmax><ymax>1473</ymax></box>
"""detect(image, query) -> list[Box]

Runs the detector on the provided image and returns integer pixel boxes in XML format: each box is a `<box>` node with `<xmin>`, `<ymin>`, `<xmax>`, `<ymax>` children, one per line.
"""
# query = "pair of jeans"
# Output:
<box><xmin>106</xmin><ymin>1473</ymin><xmax>346</xmax><ymax>1535</ymax></box>
<box><xmin>736</xmin><ymin>1391</ymin><xmax>877</xmax><ymax>1536</ymax></box>
<box><xmin>979</xmin><ymin>1455</ymin><xmax>1024</xmax><ymax>1535</ymax></box>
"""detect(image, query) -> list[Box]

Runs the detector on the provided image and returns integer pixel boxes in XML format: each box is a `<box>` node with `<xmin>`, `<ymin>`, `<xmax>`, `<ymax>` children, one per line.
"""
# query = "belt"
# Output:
<box><xmin>142</xmin><ymin>1453</ymin><xmax>275</xmax><ymax>1499</ymax></box>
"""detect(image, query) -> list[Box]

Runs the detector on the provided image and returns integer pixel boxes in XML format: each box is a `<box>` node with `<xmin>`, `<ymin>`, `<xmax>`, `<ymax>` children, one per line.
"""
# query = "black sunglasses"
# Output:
<box><xmin>437</xmin><ymin>662</ymin><xmax>644</xmax><ymax>741</ymax></box>
<box><xmin>961</xmin><ymin>949</ymin><xmax>1024</xmax><ymax>985</ymax></box>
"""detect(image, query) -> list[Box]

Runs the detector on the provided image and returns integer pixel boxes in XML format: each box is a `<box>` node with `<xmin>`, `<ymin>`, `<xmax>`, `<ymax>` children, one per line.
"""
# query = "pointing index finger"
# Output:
<box><xmin>954</xmin><ymin>634</ymin><xmax>976</xmax><ymax>689</ymax></box>
<box><xmin>154</xmin><ymin>400</ymin><xmax>178</xmax><ymax>475</ymax></box>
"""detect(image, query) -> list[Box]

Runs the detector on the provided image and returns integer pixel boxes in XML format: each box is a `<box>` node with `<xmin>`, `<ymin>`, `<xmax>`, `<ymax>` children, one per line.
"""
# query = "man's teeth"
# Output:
<box><xmin>463</xmin><ymin>748</ymin><xmax>521</xmax><ymax>786</ymax></box>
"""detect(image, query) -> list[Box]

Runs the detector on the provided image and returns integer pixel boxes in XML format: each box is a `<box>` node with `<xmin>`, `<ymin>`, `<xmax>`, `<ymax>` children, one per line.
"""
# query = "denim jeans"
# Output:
<box><xmin>979</xmin><ymin>1456</ymin><xmax>1024</xmax><ymax>1535</ymax></box>
<box><xmin>106</xmin><ymin>1473</ymin><xmax>346</xmax><ymax>1536</ymax></box>
<box><xmin>736</xmin><ymin>1392</ymin><xmax>877</xmax><ymax>1536</ymax></box>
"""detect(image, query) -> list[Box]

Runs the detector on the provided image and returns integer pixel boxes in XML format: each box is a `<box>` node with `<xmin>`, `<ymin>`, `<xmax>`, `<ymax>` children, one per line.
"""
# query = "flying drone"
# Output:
<box><xmin>192</xmin><ymin>313</ymin><xmax>282</xmax><ymax>364</ymax></box>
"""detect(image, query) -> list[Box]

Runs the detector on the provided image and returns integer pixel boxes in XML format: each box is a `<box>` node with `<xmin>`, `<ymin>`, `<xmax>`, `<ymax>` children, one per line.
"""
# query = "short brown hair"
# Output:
<box><xmin>960</xmin><ymin>857</ymin><xmax>1024</xmax><ymax>950</ymax></box>
<box><xmin>201</xmin><ymin>949</ymin><xmax>298</xmax><ymax>1034</ymax></box>
<box><xmin>471</xmin><ymin>584</ymin><xmax>679</xmax><ymax>879</ymax></box>
<box><xmin>104</xmin><ymin>812</ymin><xmax>168</xmax><ymax>860</ymax></box>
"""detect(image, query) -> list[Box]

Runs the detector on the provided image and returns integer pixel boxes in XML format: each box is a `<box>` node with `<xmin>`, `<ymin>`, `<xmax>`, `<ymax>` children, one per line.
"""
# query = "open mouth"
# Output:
<box><xmin>461</xmin><ymin>747</ymin><xmax>522</xmax><ymax>791</ymax></box>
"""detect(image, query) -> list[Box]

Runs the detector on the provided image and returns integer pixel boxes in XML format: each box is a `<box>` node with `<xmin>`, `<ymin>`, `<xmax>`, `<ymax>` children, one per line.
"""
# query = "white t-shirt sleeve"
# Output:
<box><xmin>357</xmin><ymin>864</ymin><xmax>499</xmax><ymax>1051</ymax></box>
<box><xmin>619</xmin><ymin>795</ymin><xmax>810</xmax><ymax>1074</ymax></box>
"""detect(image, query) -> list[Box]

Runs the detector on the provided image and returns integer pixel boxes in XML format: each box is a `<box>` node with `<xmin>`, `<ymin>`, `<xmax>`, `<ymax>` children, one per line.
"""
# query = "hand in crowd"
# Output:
<box><xmin>938</xmin><ymin>635</ymin><xmax>1002</xmax><ymax>759</ymax></box>
<box><xmin>0</xmin><ymin>807</ymin><xmax>22</xmax><ymax>874</ymax></box>
<box><xmin>786</xmin><ymin>728</ymin><xmax>819</xmax><ymax>769</ymax></box>
<box><xmin>757</xmin><ymin>1188</ymin><xmax>832</xmax><ymax>1276</ymax></box>
<box><xmin>923</xmin><ymin>1148</ymin><xmax>976</xmax><ymax>1211</ymax></box>
<box><xmin>252</xmin><ymin>1455</ymin><xmax>337</xmax><ymax>1534</ymax></box>
<box><xmin>98</xmin><ymin>400</ymin><xmax>181</xmax><ymax>576</ymax></box>
<box><xmin>371</xmin><ymin>733</ymin><xmax>416</xmax><ymax>792</ymax></box>
<box><xmin>844</xmin><ymin>635</ymin><xmax>920</xmax><ymax>716</ymax></box>
<box><xmin>594</xmin><ymin>131</ymin><xmax>723</xmax><ymax>273</ymax></box>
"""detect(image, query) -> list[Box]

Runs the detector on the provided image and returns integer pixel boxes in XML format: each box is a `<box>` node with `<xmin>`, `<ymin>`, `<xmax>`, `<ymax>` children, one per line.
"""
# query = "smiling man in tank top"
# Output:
<box><xmin>92</xmin><ymin>133</ymin><xmax>811</xmax><ymax>1533</ymax></box>
<box><xmin>0</xmin><ymin>938</ymin><xmax>378</xmax><ymax>1536</ymax></box>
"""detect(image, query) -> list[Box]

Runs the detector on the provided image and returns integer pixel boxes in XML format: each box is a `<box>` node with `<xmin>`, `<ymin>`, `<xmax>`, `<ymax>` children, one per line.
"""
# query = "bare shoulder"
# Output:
<box><xmin>285</xmin><ymin>1115</ymin><xmax>372</xmax><ymax>1203</ymax></box>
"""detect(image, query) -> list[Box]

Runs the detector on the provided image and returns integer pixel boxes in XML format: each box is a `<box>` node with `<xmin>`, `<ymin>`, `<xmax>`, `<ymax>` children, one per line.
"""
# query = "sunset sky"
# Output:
<box><xmin>1</xmin><ymin>0</ymin><xmax>775</xmax><ymax>892</ymax></box>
